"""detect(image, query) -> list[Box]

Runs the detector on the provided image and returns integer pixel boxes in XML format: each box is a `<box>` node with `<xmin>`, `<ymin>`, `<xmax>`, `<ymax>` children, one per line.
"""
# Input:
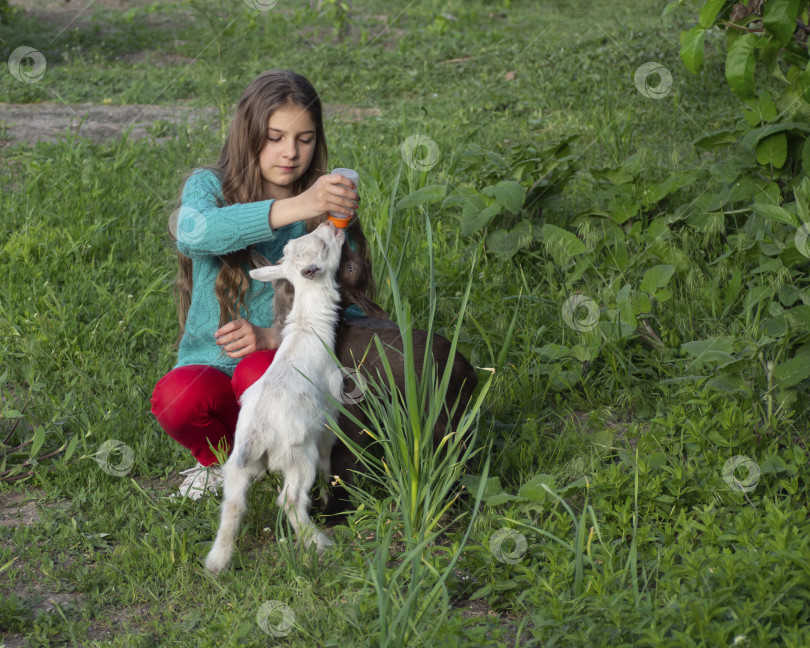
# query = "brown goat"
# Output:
<box><xmin>326</xmin><ymin>320</ymin><xmax>478</xmax><ymax>515</ymax></box>
<box><xmin>271</xmin><ymin>244</ymin><xmax>478</xmax><ymax>517</ymax></box>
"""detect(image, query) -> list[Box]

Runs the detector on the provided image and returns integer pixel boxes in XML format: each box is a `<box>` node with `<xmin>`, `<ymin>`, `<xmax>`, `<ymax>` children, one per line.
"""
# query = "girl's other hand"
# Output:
<box><xmin>215</xmin><ymin>319</ymin><xmax>280</xmax><ymax>358</ymax></box>
<box><xmin>269</xmin><ymin>174</ymin><xmax>359</xmax><ymax>228</ymax></box>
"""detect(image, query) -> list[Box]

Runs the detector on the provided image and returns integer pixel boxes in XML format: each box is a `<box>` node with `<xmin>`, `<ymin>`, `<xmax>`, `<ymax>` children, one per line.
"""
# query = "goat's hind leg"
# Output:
<box><xmin>316</xmin><ymin>431</ymin><xmax>336</xmax><ymax>509</ymax></box>
<box><xmin>205</xmin><ymin>454</ymin><xmax>265</xmax><ymax>574</ymax></box>
<box><xmin>278</xmin><ymin>444</ymin><xmax>332</xmax><ymax>554</ymax></box>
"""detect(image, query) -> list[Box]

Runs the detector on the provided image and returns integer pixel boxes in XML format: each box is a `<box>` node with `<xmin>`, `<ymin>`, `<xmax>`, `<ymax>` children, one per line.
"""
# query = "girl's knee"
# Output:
<box><xmin>232</xmin><ymin>350</ymin><xmax>276</xmax><ymax>401</ymax></box>
<box><xmin>151</xmin><ymin>365</ymin><xmax>234</xmax><ymax>431</ymax></box>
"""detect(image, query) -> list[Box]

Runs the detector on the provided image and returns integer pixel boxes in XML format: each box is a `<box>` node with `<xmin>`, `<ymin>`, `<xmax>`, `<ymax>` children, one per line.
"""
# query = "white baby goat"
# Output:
<box><xmin>205</xmin><ymin>221</ymin><xmax>345</xmax><ymax>574</ymax></box>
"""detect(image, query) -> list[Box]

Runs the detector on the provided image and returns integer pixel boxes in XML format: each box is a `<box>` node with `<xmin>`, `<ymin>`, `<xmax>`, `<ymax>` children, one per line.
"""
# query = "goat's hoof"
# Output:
<box><xmin>315</xmin><ymin>532</ymin><xmax>333</xmax><ymax>557</ymax></box>
<box><xmin>205</xmin><ymin>548</ymin><xmax>231</xmax><ymax>575</ymax></box>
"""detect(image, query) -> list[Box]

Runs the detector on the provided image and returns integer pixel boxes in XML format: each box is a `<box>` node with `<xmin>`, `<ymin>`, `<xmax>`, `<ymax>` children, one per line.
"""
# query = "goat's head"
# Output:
<box><xmin>250</xmin><ymin>220</ymin><xmax>344</xmax><ymax>288</ymax></box>
<box><xmin>338</xmin><ymin>247</ymin><xmax>389</xmax><ymax>319</ymax></box>
<box><xmin>337</xmin><ymin>248</ymin><xmax>369</xmax><ymax>293</ymax></box>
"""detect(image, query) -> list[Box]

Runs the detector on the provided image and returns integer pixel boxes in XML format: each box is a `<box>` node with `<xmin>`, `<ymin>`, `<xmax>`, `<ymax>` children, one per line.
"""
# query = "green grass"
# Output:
<box><xmin>1</xmin><ymin>0</ymin><xmax>809</xmax><ymax>646</ymax></box>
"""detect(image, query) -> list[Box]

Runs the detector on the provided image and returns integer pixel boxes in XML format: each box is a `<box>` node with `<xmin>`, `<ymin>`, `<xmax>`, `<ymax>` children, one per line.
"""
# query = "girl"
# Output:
<box><xmin>151</xmin><ymin>70</ymin><xmax>370</xmax><ymax>499</ymax></box>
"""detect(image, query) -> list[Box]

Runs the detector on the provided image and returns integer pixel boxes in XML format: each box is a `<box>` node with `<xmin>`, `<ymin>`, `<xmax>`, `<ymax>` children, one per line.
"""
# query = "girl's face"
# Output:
<box><xmin>258</xmin><ymin>103</ymin><xmax>317</xmax><ymax>200</ymax></box>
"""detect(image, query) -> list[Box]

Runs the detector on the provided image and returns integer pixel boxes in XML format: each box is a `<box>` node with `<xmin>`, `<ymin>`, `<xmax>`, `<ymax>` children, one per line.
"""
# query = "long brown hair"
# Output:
<box><xmin>172</xmin><ymin>70</ymin><xmax>373</xmax><ymax>337</ymax></box>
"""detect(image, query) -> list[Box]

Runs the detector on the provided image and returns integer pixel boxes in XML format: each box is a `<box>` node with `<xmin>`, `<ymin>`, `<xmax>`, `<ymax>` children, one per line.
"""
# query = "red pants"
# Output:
<box><xmin>150</xmin><ymin>350</ymin><xmax>276</xmax><ymax>466</ymax></box>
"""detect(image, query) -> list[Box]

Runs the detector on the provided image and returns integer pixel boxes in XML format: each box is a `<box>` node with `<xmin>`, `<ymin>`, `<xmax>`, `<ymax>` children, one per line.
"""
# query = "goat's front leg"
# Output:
<box><xmin>205</xmin><ymin>456</ymin><xmax>265</xmax><ymax>574</ymax></box>
<box><xmin>279</xmin><ymin>443</ymin><xmax>332</xmax><ymax>554</ymax></box>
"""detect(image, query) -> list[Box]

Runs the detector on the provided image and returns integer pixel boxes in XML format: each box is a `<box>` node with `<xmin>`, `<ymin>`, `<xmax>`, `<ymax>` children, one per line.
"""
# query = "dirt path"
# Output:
<box><xmin>0</xmin><ymin>102</ymin><xmax>219</xmax><ymax>146</ymax></box>
<box><xmin>0</xmin><ymin>102</ymin><xmax>382</xmax><ymax>146</ymax></box>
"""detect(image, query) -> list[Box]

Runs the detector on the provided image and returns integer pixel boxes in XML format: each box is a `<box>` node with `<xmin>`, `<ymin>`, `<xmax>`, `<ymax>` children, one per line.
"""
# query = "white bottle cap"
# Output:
<box><xmin>328</xmin><ymin>168</ymin><xmax>360</xmax><ymax>227</ymax></box>
<box><xmin>331</xmin><ymin>168</ymin><xmax>359</xmax><ymax>188</ymax></box>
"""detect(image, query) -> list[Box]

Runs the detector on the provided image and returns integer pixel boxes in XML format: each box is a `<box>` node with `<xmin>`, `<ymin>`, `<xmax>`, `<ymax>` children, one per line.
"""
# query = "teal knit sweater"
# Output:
<box><xmin>174</xmin><ymin>168</ymin><xmax>360</xmax><ymax>377</ymax></box>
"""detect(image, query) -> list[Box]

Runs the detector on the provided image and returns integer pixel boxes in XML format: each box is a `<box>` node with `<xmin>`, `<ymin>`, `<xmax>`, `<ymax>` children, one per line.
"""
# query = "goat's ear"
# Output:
<box><xmin>250</xmin><ymin>265</ymin><xmax>284</xmax><ymax>282</ymax></box>
<box><xmin>350</xmin><ymin>291</ymin><xmax>390</xmax><ymax>319</ymax></box>
<box><xmin>301</xmin><ymin>264</ymin><xmax>322</xmax><ymax>280</ymax></box>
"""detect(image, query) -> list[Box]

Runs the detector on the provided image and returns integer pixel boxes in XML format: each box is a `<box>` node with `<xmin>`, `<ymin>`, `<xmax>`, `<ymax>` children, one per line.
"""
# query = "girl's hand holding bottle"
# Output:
<box><xmin>269</xmin><ymin>174</ymin><xmax>359</xmax><ymax>229</ymax></box>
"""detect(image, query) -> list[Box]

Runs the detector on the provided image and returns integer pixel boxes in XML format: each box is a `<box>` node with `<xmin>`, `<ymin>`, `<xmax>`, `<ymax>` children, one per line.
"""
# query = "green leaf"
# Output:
<box><xmin>759</xmin><ymin>453</ymin><xmax>789</xmax><ymax>474</ymax></box>
<box><xmin>742</xmin><ymin>100</ymin><xmax>764</xmax><ymax>127</ymax></box>
<box><xmin>750</xmin><ymin>202</ymin><xmax>798</xmax><ymax>226</ymax></box>
<box><xmin>699</xmin><ymin>0</ymin><xmax>725</xmax><ymax>27</ymax></box>
<box><xmin>536</xmin><ymin>343</ymin><xmax>574</xmax><ymax>360</ymax></box>
<box><xmin>632</xmin><ymin>291</ymin><xmax>652</xmax><ymax>314</ymax></box>
<box><xmin>558</xmin><ymin>476</ymin><xmax>589</xmax><ymax>494</ymax></box>
<box><xmin>786</xmin><ymin>304</ymin><xmax>810</xmax><ymax>328</ymax></box>
<box><xmin>485</xmin><ymin>492</ymin><xmax>525</xmax><ymax>506</ymax></box>
<box><xmin>461</xmin><ymin>474</ymin><xmax>502</xmax><ymax>498</ymax></box>
<box><xmin>591</xmin><ymin>165</ymin><xmax>635</xmax><ymax>185</ymax></box>
<box><xmin>30</xmin><ymin>426</ymin><xmax>45</xmax><ymax>459</ymax></box>
<box><xmin>640</xmin><ymin>264</ymin><xmax>676</xmax><ymax>293</ymax></box>
<box><xmin>443</xmin><ymin>186</ymin><xmax>484</xmax><ymax>210</ymax></box>
<box><xmin>654</xmin><ymin>288</ymin><xmax>673</xmax><ymax>302</ymax></box>
<box><xmin>680</xmin><ymin>337</ymin><xmax>735</xmax><ymax>366</ymax></box>
<box><xmin>762</xmin><ymin>0</ymin><xmax>800</xmax><ymax>45</ymax></box>
<box><xmin>779</xmin><ymin>284</ymin><xmax>803</xmax><ymax>306</ymax></box>
<box><xmin>662</xmin><ymin>2</ymin><xmax>681</xmax><ymax>18</ymax></box>
<box><xmin>642</xmin><ymin>171</ymin><xmax>699</xmax><ymax>206</ymax></box>
<box><xmin>470</xmin><ymin>584</ymin><xmax>493</xmax><ymax>600</ymax></box>
<box><xmin>680</xmin><ymin>26</ymin><xmax>707</xmax><ymax>74</ymax></box>
<box><xmin>617</xmin><ymin>293</ymin><xmax>637</xmax><ymax>327</ymax></box>
<box><xmin>460</xmin><ymin>203</ymin><xmax>501</xmax><ymax>236</ymax></box>
<box><xmin>482</xmin><ymin>180</ymin><xmax>526</xmax><ymax>215</ymax></box>
<box><xmin>486</xmin><ymin>220</ymin><xmax>532</xmax><ymax>258</ymax></box>
<box><xmin>621</xmin><ymin>153</ymin><xmax>643</xmax><ymax>176</ymax></box>
<box><xmin>63</xmin><ymin>435</ymin><xmax>79</xmax><ymax>463</ymax></box>
<box><xmin>518</xmin><ymin>474</ymin><xmax>556</xmax><ymax>503</ymax></box>
<box><xmin>707</xmin><ymin>429</ymin><xmax>730</xmax><ymax>447</ymax></box>
<box><xmin>740</xmin><ymin>122</ymin><xmax>810</xmax><ymax>150</ymax></box>
<box><xmin>570</xmin><ymin>344</ymin><xmax>592</xmax><ymax>362</ymax></box>
<box><xmin>764</xmin><ymin>315</ymin><xmax>788</xmax><ymax>337</ymax></box>
<box><xmin>708</xmin><ymin>374</ymin><xmax>752</xmax><ymax>396</ymax></box>
<box><xmin>757</xmin><ymin>91</ymin><xmax>778</xmax><ymax>122</ymax></box>
<box><xmin>726</xmin><ymin>33</ymin><xmax>760</xmax><ymax>98</ymax></box>
<box><xmin>0</xmin><ymin>557</ymin><xmax>19</xmax><ymax>574</ymax></box>
<box><xmin>608</xmin><ymin>193</ymin><xmax>639</xmax><ymax>224</ymax></box>
<box><xmin>755</xmin><ymin>132</ymin><xmax>788</xmax><ymax>168</ymax></box>
<box><xmin>773</xmin><ymin>355</ymin><xmax>810</xmax><ymax>387</ymax></box>
<box><xmin>693</xmin><ymin>128</ymin><xmax>743</xmax><ymax>149</ymax></box>
<box><xmin>395</xmin><ymin>184</ymin><xmax>447</xmax><ymax>209</ymax></box>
